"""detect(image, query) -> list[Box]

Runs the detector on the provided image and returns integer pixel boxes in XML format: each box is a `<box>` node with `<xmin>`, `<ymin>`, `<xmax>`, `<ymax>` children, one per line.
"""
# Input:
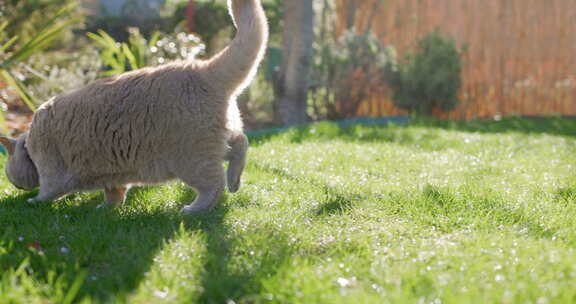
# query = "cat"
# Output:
<box><xmin>0</xmin><ymin>0</ymin><xmax>268</xmax><ymax>214</ymax></box>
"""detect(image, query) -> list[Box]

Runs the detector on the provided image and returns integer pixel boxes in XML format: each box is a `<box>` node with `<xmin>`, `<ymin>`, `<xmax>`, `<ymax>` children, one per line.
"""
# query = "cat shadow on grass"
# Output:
<box><xmin>0</xmin><ymin>185</ymin><xmax>294</xmax><ymax>303</ymax></box>
<box><xmin>181</xmin><ymin>188</ymin><xmax>295</xmax><ymax>303</ymax></box>
<box><xmin>0</xmin><ymin>186</ymin><xmax>195</xmax><ymax>301</ymax></box>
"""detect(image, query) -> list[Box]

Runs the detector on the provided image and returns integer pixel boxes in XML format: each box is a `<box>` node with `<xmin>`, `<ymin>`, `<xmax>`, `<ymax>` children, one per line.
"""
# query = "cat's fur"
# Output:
<box><xmin>0</xmin><ymin>0</ymin><xmax>268</xmax><ymax>213</ymax></box>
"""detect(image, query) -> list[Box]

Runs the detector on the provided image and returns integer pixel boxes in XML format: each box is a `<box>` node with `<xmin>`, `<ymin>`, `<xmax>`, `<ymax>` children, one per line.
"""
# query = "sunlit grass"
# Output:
<box><xmin>1</xmin><ymin>117</ymin><xmax>575</xmax><ymax>303</ymax></box>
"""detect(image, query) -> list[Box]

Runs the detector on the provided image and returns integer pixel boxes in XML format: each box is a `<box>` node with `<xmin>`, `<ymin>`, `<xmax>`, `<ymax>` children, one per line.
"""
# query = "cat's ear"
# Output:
<box><xmin>0</xmin><ymin>136</ymin><xmax>15</xmax><ymax>156</ymax></box>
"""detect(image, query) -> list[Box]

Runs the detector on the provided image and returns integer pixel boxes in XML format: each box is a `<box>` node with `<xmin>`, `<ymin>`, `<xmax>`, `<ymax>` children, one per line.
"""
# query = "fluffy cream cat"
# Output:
<box><xmin>0</xmin><ymin>0</ymin><xmax>268</xmax><ymax>214</ymax></box>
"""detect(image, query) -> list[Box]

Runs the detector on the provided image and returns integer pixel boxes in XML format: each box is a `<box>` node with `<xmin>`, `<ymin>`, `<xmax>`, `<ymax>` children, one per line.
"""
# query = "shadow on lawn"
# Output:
<box><xmin>0</xmin><ymin>188</ymin><xmax>185</xmax><ymax>301</ymax></box>
<box><xmin>251</xmin><ymin>161</ymin><xmax>361</xmax><ymax>217</ymax></box>
<box><xmin>0</xmin><ymin>186</ymin><xmax>294</xmax><ymax>303</ymax></box>
<box><xmin>184</xmin><ymin>205</ymin><xmax>294</xmax><ymax>303</ymax></box>
<box><xmin>384</xmin><ymin>184</ymin><xmax>558</xmax><ymax>239</ymax></box>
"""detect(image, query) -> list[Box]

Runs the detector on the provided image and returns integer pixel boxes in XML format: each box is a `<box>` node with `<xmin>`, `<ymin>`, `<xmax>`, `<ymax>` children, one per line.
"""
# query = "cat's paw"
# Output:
<box><xmin>228</xmin><ymin>177</ymin><xmax>241</xmax><ymax>193</ymax></box>
<box><xmin>181</xmin><ymin>204</ymin><xmax>213</xmax><ymax>215</ymax></box>
<box><xmin>26</xmin><ymin>197</ymin><xmax>46</xmax><ymax>204</ymax></box>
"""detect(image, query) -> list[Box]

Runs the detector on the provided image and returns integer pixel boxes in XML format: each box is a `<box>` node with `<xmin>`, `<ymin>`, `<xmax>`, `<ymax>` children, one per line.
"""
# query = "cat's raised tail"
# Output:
<box><xmin>205</xmin><ymin>0</ymin><xmax>269</xmax><ymax>96</ymax></box>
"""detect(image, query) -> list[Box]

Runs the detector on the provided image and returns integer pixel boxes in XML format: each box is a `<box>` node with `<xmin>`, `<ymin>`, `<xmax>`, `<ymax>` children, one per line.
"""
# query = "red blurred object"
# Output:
<box><xmin>27</xmin><ymin>241</ymin><xmax>42</xmax><ymax>251</ymax></box>
<box><xmin>186</xmin><ymin>0</ymin><xmax>195</xmax><ymax>33</ymax></box>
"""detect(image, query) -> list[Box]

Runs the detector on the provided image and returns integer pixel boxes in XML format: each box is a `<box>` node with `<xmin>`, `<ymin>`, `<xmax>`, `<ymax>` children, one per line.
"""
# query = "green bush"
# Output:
<box><xmin>389</xmin><ymin>30</ymin><xmax>462</xmax><ymax>116</ymax></box>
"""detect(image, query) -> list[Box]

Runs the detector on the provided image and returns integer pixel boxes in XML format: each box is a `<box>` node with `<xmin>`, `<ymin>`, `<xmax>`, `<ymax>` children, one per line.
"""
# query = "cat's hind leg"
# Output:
<box><xmin>226</xmin><ymin>132</ymin><xmax>248</xmax><ymax>193</ymax></box>
<box><xmin>178</xmin><ymin>161</ymin><xmax>225</xmax><ymax>214</ymax></box>
<box><xmin>104</xmin><ymin>186</ymin><xmax>129</xmax><ymax>205</ymax></box>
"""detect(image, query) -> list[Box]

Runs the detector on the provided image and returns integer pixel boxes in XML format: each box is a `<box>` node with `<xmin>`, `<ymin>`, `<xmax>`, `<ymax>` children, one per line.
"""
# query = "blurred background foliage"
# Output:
<box><xmin>0</xmin><ymin>0</ymin><xmax>83</xmax><ymax>44</ymax></box>
<box><xmin>0</xmin><ymin>1</ymin><xmax>82</xmax><ymax>133</ymax></box>
<box><xmin>87</xmin><ymin>28</ymin><xmax>205</xmax><ymax>75</ymax></box>
<box><xmin>0</xmin><ymin>0</ymin><xmax>467</xmax><ymax>134</ymax></box>
<box><xmin>311</xmin><ymin>29</ymin><xmax>396</xmax><ymax>120</ymax></box>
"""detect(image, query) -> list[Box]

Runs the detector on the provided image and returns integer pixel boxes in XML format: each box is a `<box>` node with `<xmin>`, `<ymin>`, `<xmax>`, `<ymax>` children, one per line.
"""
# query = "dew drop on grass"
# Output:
<box><xmin>336</xmin><ymin>277</ymin><xmax>356</xmax><ymax>288</ymax></box>
<box><xmin>154</xmin><ymin>290</ymin><xmax>169</xmax><ymax>299</ymax></box>
<box><xmin>537</xmin><ymin>297</ymin><xmax>548</xmax><ymax>304</ymax></box>
<box><xmin>371</xmin><ymin>283</ymin><xmax>384</xmax><ymax>294</ymax></box>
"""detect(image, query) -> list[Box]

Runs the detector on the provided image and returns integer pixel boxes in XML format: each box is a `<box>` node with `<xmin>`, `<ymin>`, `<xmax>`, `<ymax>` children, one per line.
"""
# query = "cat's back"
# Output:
<box><xmin>32</xmin><ymin>63</ymin><xmax>214</xmax><ymax>138</ymax></box>
<box><xmin>28</xmin><ymin>63</ymin><xmax>222</xmax><ymax>178</ymax></box>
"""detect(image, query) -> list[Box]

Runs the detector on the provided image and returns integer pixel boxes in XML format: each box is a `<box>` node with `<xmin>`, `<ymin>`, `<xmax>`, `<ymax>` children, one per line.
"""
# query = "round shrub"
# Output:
<box><xmin>389</xmin><ymin>30</ymin><xmax>463</xmax><ymax>116</ymax></box>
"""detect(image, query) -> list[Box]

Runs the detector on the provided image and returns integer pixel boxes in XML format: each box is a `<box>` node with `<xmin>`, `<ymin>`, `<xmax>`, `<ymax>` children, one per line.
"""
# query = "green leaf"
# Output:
<box><xmin>3</xmin><ymin>3</ymin><xmax>80</xmax><ymax>65</ymax></box>
<box><xmin>148</xmin><ymin>31</ymin><xmax>161</xmax><ymax>48</ymax></box>
<box><xmin>0</xmin><ymin>36</ymin><xmax>19</xmax><ymax>53</ymax></box>
<box><xmin>0</xmin><ymin>108</ymin><xmax>7</xmax><ymax>135</ymax></box>
<box><xmin>88</xmin><ymin>30</ymin><xmax>120</xmax><ymax>51</ymax></box>
<box><xmin>1</xmin><ymin>70</ymin><xmax>37</xmax><ymax>111</ymax></box>
<box><xmin>7</xmin><ymin>19</ymin><xmax>79</xmax><ymax>63</ymax></box>
<box><xmin>122</xmin><ymin>43</ymin><xmax>139</xmax><ymax>70</ymax></box>
<box><xmin>0</xmin><ymin>21</ymin><xmax>8</xmax><ymax>33</ymax></box>
<box><xmin>88</xmin><ymin>30</ymin><xmax>130</xmax><ymax>75</ymax></box>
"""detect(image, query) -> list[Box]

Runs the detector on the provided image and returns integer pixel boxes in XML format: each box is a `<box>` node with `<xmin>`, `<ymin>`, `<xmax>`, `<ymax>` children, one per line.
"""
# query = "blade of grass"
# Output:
<box><xmin>62</xmin><ymin>271</ymin><xmax>87</xmax><ymax>304</ymax></box>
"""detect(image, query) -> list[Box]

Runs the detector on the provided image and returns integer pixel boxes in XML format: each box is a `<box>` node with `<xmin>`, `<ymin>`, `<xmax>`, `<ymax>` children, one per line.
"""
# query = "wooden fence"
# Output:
<box><xmin>335</xmin><ymin>0</ymin><xmax>576</xmax><ymax>119</ymax></box>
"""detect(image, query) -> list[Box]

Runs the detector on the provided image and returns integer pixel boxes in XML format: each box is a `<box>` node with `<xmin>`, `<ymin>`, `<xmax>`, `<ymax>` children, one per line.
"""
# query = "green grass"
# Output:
<box><xmin>1</xmin><ymin>117</ymin><xmax>575</xmax><ymax>303</ymax></box>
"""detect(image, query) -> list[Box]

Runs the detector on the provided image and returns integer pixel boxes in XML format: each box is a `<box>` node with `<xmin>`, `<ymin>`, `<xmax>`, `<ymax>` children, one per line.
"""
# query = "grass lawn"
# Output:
<box><xmin>1</xmin><ymin>117</ymin><xmax>575</xmax><ymax>303</ymax></box>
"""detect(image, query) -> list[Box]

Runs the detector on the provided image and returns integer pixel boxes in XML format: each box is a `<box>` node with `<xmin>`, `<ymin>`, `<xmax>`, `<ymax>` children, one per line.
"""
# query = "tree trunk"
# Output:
<box><xmin>274</xmin><ymin>0</ymin><xmax>314</xmax><ymax>126</ymax></box>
